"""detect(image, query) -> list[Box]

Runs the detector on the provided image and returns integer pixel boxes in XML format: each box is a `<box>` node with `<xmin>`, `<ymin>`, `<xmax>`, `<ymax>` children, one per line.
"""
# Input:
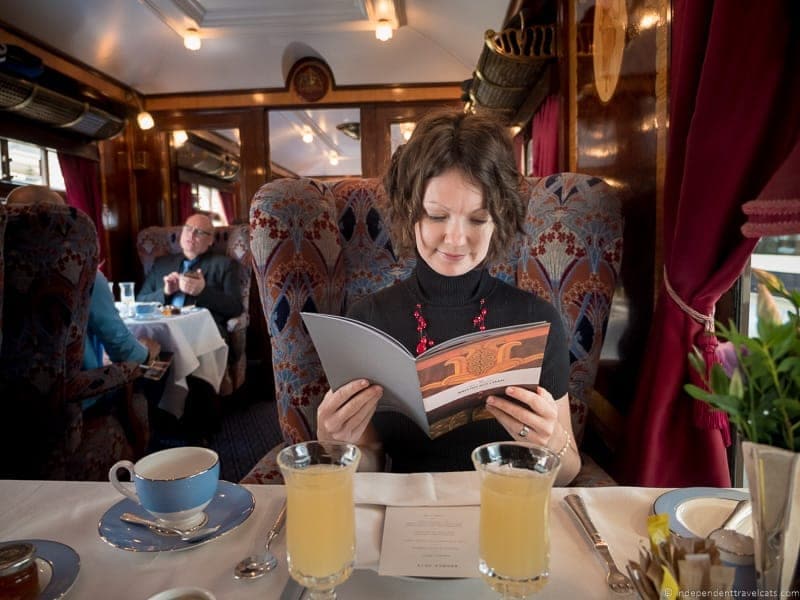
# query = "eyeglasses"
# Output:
<box><xmin>183</xmin><ymin>225</ymin><xmax>213</xmax><ymax>238</ymax></box>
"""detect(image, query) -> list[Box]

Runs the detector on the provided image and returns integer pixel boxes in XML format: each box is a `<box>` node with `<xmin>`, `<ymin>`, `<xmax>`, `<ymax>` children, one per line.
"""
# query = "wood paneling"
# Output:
<box><xmin>144</xmin><ymin>85</ymin><xmax>462</xmax><ymax>113</ymax></box>
<box><xmin>97</xmin><ymin>123</ymin><xmax>139</xmax><ymax>283</ymax></box>
<box><xmin>571</xmin><ymin>0</ymin><xmax>663</xmax><ymax>416</ymax></box>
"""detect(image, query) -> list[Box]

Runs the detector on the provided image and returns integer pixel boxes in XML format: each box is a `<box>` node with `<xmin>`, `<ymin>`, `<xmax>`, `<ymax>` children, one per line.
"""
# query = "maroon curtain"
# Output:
<box><xmin>622</xmin><ymin>1</ymin><xmax>800</xmax><ymax>487</ymax></box>
<box><xmin>530</xmin><ymin>95</ymin><xmax>559</xmax><ymax>177</ymax></box>
<box><xmin>178</xmin><ymin>182</ymin><xmax>194</xmax><ymax>223</ymax></box>
<box><xmin>57</xmin><ymin>153</ymin><xmax>108</xmax><ymax>272</ymax></box>
<box><xmin>219</xmin><ymin>190</ymin><xmax>235</xmax><ymax>224</ymax></box>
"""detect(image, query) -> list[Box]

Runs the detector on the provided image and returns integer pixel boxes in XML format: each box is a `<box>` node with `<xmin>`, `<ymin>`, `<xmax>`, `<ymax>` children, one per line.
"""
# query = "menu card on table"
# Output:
<box><xmin>378</xmin><ymin>505</ymin><xmax>480</xmax><ymax>578</ymax></box>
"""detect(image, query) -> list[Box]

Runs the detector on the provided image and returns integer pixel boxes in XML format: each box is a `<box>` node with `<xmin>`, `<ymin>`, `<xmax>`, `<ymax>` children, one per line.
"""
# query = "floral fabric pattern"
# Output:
<box><xmin>0</xmin><ymin>204</ymin><xmax>137</xmax><ymax>480</ymax></box>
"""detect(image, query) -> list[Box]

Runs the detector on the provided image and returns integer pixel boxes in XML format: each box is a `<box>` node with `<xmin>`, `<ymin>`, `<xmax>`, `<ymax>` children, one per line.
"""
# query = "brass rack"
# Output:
<box><xmin>466</xmin><ymin>22</ymin><xmax>558</xmax><ymax>126</ymax></box>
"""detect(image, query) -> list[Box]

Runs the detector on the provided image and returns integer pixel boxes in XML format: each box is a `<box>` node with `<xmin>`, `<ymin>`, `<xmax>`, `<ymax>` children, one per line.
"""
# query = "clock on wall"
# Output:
<box><xmin>592</xmin><ymin>0</ymin><xmax>627</xmax><ymax>103</ymax></box>
<box><xmin>290</xmin><ymin>59</ymin><xmax>331</xmax><ymax>103</ymax></box>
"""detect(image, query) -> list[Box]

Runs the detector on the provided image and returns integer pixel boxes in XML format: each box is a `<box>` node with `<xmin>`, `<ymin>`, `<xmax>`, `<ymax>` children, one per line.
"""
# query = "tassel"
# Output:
<box><xmin>690</xmin><ymin>331</ymin><xmax>732</xmax><ymax>446</ymax></box>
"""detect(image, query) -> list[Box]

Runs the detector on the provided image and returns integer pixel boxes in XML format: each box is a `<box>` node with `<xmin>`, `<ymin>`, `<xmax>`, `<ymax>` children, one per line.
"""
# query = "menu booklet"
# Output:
<box><xmin>141</xmin><ymin>351</ymin><xmax>173</xmax><ymax>381</ymax></box>
<box><xmin>301</xmin><ymin>312</ymin><xmax>549</xmax><ymax>439</ymax></box>
<box><xmin>378</xmin><ymin>505</ymin><xmax>480</xmax><ymax>578</ymax></box>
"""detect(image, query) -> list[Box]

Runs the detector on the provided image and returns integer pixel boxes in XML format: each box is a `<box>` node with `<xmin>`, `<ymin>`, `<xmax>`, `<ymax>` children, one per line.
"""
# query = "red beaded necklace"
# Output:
<box><xmin>413</xmin><ymin>298</ymin><xmax>487</xmax><ymax>355</ymax></box>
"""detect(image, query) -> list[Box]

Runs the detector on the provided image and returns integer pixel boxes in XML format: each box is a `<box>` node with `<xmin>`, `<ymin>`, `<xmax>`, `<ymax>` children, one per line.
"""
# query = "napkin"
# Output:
<box><xmin>354</xmin><ymin>471</ymin><xmax>480</xmax><ymax>570</ymax></box>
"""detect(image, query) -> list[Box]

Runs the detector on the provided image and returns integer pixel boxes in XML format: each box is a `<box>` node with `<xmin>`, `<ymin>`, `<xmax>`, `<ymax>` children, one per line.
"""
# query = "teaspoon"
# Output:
<box><xmin>233</xmin><ymin>500</ymin><xmax>287</xmax><ymax>579</ymax></box>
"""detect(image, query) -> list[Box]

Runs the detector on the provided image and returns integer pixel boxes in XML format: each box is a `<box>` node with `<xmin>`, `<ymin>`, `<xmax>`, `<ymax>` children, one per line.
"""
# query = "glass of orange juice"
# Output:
<box><xmin>277</xmin><ymin>441</ymin><xmax>361</xmax><ymax>600</ymax></box>
<box><xmin>471</xmin><ymin>442</ymin><xmax>561</xmax><ymax>599</ymax></box>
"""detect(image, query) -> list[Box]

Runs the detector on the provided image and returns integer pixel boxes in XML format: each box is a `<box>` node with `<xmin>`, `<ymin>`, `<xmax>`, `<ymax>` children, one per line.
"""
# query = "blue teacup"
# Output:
<box><xmin>109</xmin><ymin>447</ymin><xmax>219</xmax><ymax>528</ymax></box>
<box><xmin>134</xmin><ymin>302</ymin><xmax>161</xmax><ymax>319</ymax></box>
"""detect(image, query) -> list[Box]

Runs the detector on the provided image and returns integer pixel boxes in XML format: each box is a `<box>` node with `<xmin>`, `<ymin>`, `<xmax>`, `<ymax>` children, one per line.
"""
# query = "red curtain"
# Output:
<box><xmin>530</xmin><ymin>95</ymin><xmax>559</xmax><ymax>177</ymax></box>
<box><xmin>219</xmin><ymin>190</ymin><xmax>235</xmax><ymax>224</ymax></box>
<box><xmin>57</xmin><ymin>153</ymin><xmax>108</xmax><ymax>272</ymax></box>
<box><xmin>178</xmin><ymin>182</ymin><xmax>194</xmax><ymax>223</ymax></box>
<box><xmin>622</xmin><ymin>1</ymin><xmax>800</xmax><ymax>486</ymax></box>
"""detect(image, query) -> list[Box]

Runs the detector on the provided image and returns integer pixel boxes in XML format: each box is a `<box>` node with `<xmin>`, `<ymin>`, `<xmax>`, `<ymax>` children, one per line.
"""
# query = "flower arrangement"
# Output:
<box><xmin>685</xmin><ymin>270</ymin><xmax>800</xmax><ymax>452</ymax></box>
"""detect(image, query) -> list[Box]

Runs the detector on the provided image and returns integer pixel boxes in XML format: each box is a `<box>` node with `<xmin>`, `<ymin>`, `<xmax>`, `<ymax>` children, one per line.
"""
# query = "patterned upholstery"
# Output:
<box><xmin>243</xmin><ymin>174</ymin><xmax>622</xmax><ymax>486</ymax></box>
<box><xmin>136</xmin><ymin>224</ymin><xmax>252</xmax><ymax>395</ymax></box>
<box><xmin>0</xmin><ymin>204</ymin><xmax>140</xmax><ymax>480</ymax></box>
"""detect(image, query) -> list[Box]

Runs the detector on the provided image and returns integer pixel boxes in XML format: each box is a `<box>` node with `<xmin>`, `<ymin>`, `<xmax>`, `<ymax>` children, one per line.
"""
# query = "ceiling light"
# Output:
<box><xmin>375</xmin><ymin>19</ymin><xmax>393</xmax><ymax>42</ymax></box>
<box><xmin>399</xmin><ymin>122</ymin><xmax>415</xmax><ymax>141</ymax></box>
<box><xmin>302</xmin><ymin>127</ymin><xmax>313</xmax><ymax>144</ymax></box>
<box><xmin>136</xmin><ymin>110</ymin><xmax>154</xmax><ymax>131</ymax></box>
<box><xmin>329</xmin><ymin>152</ymin><xmax>339</xmax><ymax>166</ymax></box>
<box><xmin>336</xmin><ymin>122</ymin><xmax>361</xmax><ymax>141</ymax></box>
<box><xmin>173</xmin><ymin>130</ymin><xmax>188</xmax><ymax>146</ymax></box>
<box><xmin>184</xmin><ymin>28</ymin><xmax>202</xmax><ymax>51</ymax></box>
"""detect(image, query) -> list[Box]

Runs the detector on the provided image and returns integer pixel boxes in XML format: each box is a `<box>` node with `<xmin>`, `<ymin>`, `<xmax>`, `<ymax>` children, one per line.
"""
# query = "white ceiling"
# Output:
<box><xmin>0</xmin><ymin>0</ymin><xmax>508</xmax><ymax>176</ymax></box>
<box><xmin>0</xmin><ymin>0</ymin><xmax>506</xmax><ymax>93</ymax></box>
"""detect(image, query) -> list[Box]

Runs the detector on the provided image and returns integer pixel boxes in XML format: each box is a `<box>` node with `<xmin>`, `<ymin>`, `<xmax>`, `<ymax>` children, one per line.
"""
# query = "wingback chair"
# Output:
<box><xmin>136</xmin><ymin>224</ymin><xmax>252</xmax><ymax>396</ymax></box>
<box><xmin>242</xmin><ymin>174</ymin><xmax>622</xmax><ymax>486</ymax></box>
<box><xmin>0</xmin><ymin>203</ymin><xmax>141</xmax><ymax>480</ymax></box>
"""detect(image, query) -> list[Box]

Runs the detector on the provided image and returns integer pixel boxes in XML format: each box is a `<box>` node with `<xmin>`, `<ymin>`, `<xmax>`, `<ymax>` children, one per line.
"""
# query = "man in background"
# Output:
<box><xmin>137</xmin><ymin>213</ymin><xmax>242</xmax><ymax>444</ymax></box>
<box><xmin>137</xmin><ymin>213</ymin><xmax>242</xmax><ymax>337</ymax></box>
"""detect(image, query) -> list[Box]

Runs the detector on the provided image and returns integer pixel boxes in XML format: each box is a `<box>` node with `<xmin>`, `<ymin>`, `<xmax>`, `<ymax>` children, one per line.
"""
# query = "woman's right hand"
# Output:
<box><xmin>316</xmin><ymin>378</ymin><xmax>383</xmax><ymax>444</ymax></box>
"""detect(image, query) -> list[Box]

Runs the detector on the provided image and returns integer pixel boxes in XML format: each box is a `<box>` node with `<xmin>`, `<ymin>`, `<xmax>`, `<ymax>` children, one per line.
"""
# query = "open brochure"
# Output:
<box><xmin>301</xmin><ymin>312</ymin><xmax>549</xmax><ymax>439</ymax></box>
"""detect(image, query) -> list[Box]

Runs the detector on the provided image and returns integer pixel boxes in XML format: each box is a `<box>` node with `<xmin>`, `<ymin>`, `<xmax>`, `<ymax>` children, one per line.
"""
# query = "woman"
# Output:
<box><xmin>316</xmin><ymin>110</ymin><xmax>580</xmax><ymax>485</ymax></box>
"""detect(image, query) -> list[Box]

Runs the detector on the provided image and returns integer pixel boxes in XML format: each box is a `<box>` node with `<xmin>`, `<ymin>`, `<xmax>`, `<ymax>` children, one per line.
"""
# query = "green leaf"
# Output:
<box><xmin>684</xmin><ymin>383</ymin><xmax>712</xmax><ymax>401</ymax></box>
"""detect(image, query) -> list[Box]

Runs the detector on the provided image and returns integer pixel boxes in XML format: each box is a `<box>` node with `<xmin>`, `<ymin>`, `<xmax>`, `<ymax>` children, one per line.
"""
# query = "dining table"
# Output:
<box><xmin>0</xmin><ymin>472</ymin><xmax>675</xmax><ymax>599</ymax></box>
<box><xmin>123</xmin><ymin>307</ymin><xmax>228</xmax><ymax>418</ymax></box>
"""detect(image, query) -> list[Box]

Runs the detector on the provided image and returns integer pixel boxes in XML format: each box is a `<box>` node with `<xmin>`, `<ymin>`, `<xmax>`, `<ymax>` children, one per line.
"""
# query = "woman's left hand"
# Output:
<box><xmin>485</xmin><ymin>385</ymin><xmax>559</xmax><ymax>447</ymax></box>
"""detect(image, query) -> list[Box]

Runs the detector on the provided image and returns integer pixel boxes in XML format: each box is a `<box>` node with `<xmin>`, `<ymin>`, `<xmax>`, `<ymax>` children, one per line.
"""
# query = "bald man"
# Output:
<box><xmin>5</xmin><ymin>184</ymin><xmax>66</xmax><ymax>205</ymax></box>
<box><xmin>137</xmin><ymin>213</ymin><xmax>242</xmax><ymax>337</ymax></box>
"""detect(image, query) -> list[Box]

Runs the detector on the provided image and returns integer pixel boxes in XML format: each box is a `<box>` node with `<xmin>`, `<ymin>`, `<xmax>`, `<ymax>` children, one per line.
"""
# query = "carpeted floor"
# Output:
<box><xmin>210</xmin><ymin>393</ymin><xmax>282</xmax><ymax>482</ymax></box>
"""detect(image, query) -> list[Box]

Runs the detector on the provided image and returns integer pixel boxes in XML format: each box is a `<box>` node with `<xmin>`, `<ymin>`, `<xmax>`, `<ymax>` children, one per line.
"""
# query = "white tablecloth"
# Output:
<box><xmin>125</xmin><ymin>308</ymin><xmax>228</xmax><ymax>418</ymax></box>
<box><xmin>0</xmin><ymin>474</ymin><xmax>669</xmax><ymax>599</ymax></box>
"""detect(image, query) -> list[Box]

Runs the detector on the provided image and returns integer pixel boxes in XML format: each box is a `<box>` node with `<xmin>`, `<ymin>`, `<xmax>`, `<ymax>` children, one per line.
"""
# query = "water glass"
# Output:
<box><xmin>472</xmin><ymin>442</ymin><xmax>561</xmax><ymax>599</ymax></box>
<box><xmin>119</xmin><ymin>281</ymin><xmax>135</xmax><ymax>318</ymax></box>
<box><xmin>107</xmin><ymin>280</ymin><xmax>115</xmax><ymax>300</ymax></box>
<box><xmin>277</xmin><ymin>441</ymin><xmax>361</xmax><ymax>600</ymax></box>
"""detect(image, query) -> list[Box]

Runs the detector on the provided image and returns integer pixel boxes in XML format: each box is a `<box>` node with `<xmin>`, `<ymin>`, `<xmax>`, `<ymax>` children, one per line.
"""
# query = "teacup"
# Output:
<box><xmin>109</xmin><ymin>447</ymin><xmax>219</xmax><ymax>529</ymax></box>
<box><xmin>135</xmin><ymin>302</ymin><xmax>162</xmax><ymax>319</ymax></box>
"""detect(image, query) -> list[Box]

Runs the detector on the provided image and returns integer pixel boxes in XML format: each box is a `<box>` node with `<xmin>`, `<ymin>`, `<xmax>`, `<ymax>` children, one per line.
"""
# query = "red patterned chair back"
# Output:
<box><xmin>0</xmin><ymin>203</ymin><xmax>138</xmax><ymax>479</ymax></box>
<box><xmin>244</xmin><ymin>174</ymin><xmax>622</xmax><ymax>485</ymax></box>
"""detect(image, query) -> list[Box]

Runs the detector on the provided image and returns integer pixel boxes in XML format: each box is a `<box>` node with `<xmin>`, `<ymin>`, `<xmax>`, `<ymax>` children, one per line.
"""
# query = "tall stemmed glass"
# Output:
<box><xmin>277</xmin><ymin>441</ymin><xmax>361</xmax><ymax>600</ymax></box>
<box><xmin>471</xmin><ymin>442</ymin><xmax>561</xmax><ymax>599</ymax></box>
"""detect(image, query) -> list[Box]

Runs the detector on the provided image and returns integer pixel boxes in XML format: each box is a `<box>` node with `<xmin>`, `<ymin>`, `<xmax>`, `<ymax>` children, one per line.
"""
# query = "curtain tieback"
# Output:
<box><xmin>662</xmin><ymin>267</ymin><xmax>731</xmax><ymax>445</ymax></box>
<box><xmin>663</xmin><ymin>267</ymin><xmax>715</xmax><ymax>333</ymax></box>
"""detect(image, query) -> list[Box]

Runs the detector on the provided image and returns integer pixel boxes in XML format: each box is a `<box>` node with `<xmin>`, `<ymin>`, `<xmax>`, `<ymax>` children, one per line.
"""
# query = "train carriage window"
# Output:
<box><xmin>748</xmin><ymin>235</ymin><xmax>800</xmax><ymax>333</ymax></box>
<box><xmin>1</xmin><ymin>138</ymin><xmax>65</xmax><ymax>190</ymax></box>
<box><xmin>192</xmin><ymin>183</ymin><xmax>228</xmax><ymax>226</ymax></box>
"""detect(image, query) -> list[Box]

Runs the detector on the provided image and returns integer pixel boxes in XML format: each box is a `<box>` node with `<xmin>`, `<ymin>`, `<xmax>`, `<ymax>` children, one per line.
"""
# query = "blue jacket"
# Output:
<box><xmin>83</xmin><ymin>271</ymin><xmax>148</xmax><ymax>372</ymax></box>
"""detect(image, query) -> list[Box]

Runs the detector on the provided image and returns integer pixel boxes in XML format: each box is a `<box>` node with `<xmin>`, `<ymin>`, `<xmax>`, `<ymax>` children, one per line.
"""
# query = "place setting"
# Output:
<box><xmin>98</xmin><ymin>447</ymin><xmax>255</xmax><ymax>553</ymax></box>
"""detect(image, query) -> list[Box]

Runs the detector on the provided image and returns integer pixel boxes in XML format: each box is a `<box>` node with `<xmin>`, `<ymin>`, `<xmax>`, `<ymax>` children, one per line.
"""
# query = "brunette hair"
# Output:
<box><xmin>382</xmin><ymin>109</ymin><xmax>524</xmax><ymax>262</ymax></box>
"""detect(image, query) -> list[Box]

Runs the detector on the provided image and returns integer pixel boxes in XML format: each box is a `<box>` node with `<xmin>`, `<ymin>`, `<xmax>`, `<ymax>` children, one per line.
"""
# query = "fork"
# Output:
<box><xmin>563</xmin><ymin>494</ymin><xmax>635</xmax><ymax>595</ymax></box>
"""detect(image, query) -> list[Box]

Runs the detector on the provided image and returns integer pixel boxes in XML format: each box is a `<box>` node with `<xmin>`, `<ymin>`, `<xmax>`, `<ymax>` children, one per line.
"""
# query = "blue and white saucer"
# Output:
<box><xmin>13</xmin><ymin>539</ymin><xmax>81</xmax><ymax>600</ymax></box>
<box><xmin>98</xmin><ymin>480</ymin><xmax>255</xmax><ymax>552</ymax></box>
<box><xmin>653</xmin><ymin>487</ymin><xmax>750</xmax><ymax>538</ymax></box>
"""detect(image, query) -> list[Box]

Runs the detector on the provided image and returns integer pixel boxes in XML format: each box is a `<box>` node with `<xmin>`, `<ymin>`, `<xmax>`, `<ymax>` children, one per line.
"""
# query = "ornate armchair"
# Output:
<box><xmin>136</xmin><ymin>224</ymin><xmax>252</xmax><ymax>395</ymax></box>
<box><xmin>243</xmin><ymin>174</ymin><xmax>622</xmax><ymax>485</ymax></box>
<box><xmin>0</xmin><ymin>204</ymin><xmax>141</xmax><ymax>480</ymax></box>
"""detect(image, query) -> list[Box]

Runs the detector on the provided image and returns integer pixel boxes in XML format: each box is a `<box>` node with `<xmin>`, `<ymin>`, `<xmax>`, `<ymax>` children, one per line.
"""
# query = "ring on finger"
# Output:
<box><xmin>518</xmin><ymin>424</ymin><xmax>530</xmax><ymax>438</ymax></box>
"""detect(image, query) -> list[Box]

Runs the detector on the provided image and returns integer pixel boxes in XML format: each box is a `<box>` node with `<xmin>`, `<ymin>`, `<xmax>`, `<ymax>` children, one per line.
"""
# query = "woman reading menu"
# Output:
<box><xmin>316</xmin><ymin>110</ymin><xmax>580</xmax><ymax>485</ymax></box>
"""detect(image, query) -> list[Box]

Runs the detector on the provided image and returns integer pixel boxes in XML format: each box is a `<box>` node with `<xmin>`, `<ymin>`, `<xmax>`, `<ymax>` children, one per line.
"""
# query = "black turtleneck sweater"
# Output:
<box><xmin>346</xmin><ymin>257</ymin><xmax>570</xmax><ymax>472</ymax></box>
